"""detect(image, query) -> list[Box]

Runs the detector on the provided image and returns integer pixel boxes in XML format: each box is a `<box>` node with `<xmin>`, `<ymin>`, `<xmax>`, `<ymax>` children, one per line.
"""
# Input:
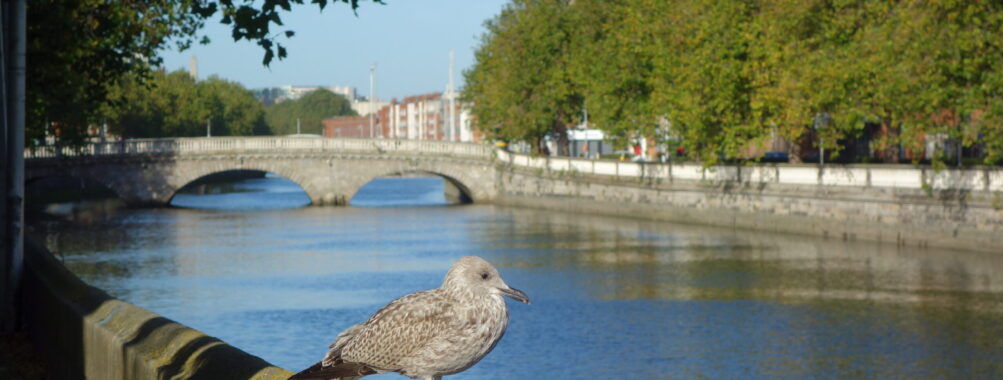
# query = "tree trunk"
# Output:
<box><xmin>881</xmin><ymin>117</ymin><xmax>900</xmax><ymax>163</ymax></box>
<box><xmin>787</xmin><ymin>135</ymin><xmax>803</xmax><ymax>164</ymax></box>
<box><xmin>553</xmin><ymin>115</ymin><xmax>570</xmax><ymax>157</ymax></box>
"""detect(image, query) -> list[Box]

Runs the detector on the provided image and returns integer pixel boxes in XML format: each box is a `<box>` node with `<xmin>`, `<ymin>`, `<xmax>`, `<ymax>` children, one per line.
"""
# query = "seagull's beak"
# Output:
<box><xmin>499</xmin><ymin>286</ymin><xmax>530</xmax><ymax>305</ymax></box>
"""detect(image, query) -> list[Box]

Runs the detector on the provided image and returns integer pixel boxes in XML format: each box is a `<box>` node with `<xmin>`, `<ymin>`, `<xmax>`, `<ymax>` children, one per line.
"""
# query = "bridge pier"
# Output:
<box><xmin>316</xmin><ymin>193</ymin><xmax>348</xmax><ymax>206</ymax></box>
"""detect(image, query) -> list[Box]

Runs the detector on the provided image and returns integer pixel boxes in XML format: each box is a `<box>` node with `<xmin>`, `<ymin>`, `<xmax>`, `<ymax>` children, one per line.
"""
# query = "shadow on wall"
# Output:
<box><xmin>21</xmin><ymin>238</ymin><xmax>291</xmax><ymax>380</ymax></box>
<box><xmin>443</xmin><ymin>175</ymin><xmax>474</xmax><ymax>204</ymax></box>
<box><xmin>25</xmin><ymin>151</ymin><xmax>183</xmax><ymax>207</ymax></box>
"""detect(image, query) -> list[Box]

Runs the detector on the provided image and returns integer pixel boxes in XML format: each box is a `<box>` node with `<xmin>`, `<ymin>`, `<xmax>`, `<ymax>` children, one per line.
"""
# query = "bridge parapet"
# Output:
<box><xmin>496</xmin><ymin>149</ymin><xmax>1003</xmax><ymax>192</ymax></box>
<box><xmin>26</xmin><ymin>137</ymin><xmax>495</xmax><ymax>160</ymax></box>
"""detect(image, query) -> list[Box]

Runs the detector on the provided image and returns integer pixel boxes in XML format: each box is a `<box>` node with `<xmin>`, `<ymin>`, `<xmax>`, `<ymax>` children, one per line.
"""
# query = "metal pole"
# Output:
<box><xmin>206</xmin><ymin>119</ymin><xmax>211</xmax><ymax>138</ymax></box>
<box><xmin>447</xmin><ymin>50</ymin><xmax>455</xmax><ymax>142</ymax></box>
<box><xmin>369</xmin><ymin>63</ymin><xmax>376</xmax><ymax>139</ymax></box>
<box><xmin>2</xmin><ymin>0</ymin><xmax>26</xmax><ymax>333</ymax></box>
<box><xmin>0</xmin><ymin>1</ymin><xmax>9</xmax><ymax>334</ymax></box>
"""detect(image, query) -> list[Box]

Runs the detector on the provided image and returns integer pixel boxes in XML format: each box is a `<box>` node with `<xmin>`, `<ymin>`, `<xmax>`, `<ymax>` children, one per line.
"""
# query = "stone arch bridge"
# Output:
<box><xmin>25</xmin><ymin>137</ymin><xmax>498</xmax><ymax>206</ymax></box>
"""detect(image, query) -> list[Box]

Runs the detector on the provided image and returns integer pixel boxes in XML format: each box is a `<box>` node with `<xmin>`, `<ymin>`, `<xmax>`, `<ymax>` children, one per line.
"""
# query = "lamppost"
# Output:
<box><xmin>814</xmin><ymin>112</ymin><xmax>832</xmax><ymax>165</ymax></box>
<box><xmin>370</xmin><ymin>63</ymin><xmax>377</xmax><ymax>139</ymax></box>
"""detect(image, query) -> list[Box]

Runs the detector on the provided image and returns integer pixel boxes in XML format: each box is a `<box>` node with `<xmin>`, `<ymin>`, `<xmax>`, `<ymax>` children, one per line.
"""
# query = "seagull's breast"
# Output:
<box><xmin>400</xmin><ymin>295</ymin><xmax>510</xmax><ymax>378</ymax></box>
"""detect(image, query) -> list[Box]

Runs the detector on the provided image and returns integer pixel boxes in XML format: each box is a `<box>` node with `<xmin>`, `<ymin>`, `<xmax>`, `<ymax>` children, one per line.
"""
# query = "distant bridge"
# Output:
<box><xmin>25</xmin><ymin>137</ymin><xmax>498</xmax><ymax>206</ymax></box>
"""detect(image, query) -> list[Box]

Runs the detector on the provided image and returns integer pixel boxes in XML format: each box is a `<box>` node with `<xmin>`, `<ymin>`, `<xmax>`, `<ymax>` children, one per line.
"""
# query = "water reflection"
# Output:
<box><xmin>171</xmin><ymin>173</ymin><xmax>310</xmax><ymax>210</ymax></box>
<box><xmin>495</xmin><ymin>209</ymin><xmax>1003</xmax><ymax>305</ymax></box>
<box><xmin>350</xmin><ymin>177</ymin><xmax>449</xmax><ymax>207</ymax></box>
<box><xmin>27</xmin><ymin>176</ymin><xmax>1003</xmax><ymax>379</ymax></box>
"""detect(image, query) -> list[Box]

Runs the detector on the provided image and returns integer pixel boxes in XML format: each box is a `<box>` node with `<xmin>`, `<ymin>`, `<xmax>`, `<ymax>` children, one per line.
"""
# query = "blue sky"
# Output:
<box><xmin>160</xmin><ymin>0</ymin><xmax>509</xmax><ymax>100</ymax></box>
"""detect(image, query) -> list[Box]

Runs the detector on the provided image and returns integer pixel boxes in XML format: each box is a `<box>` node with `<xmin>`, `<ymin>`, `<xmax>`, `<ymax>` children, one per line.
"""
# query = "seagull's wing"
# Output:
<box><xmin>339</xmin><ymin>289</ymin><xmax>457</xmax><ymax>371</ymax></box>
<box><xmin>288</xmin><ymin>321</ymin><xmax>381</xmax><ymax>379</ymax></box>
<box><xmin>323</xmin><ymin>322</ymin><xmax>366</xmax><ymax>366</ymax></box>
<box><xmin>287</xmin><ymin>360</ymin><xmax>376</xmax><ymax>380</ymax></box>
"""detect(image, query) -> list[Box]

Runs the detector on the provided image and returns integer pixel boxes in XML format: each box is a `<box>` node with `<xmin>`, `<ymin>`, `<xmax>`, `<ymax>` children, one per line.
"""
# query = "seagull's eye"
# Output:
<box><xmin>480</xmin><ymin>272</ymin><xmax>490</xmax><ymax>280</ymax></box>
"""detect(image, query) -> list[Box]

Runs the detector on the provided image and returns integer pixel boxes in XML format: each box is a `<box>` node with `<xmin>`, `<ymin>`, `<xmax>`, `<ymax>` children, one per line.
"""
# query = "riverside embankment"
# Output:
<box><xmin>20</xmin><ymin>238</ymin><xmax>292</xmax><ymax>379</ymax></box>
<box><xmin>494</xmin><ymin>150</ymin><xmax>1003</xmax><ymax>254</ymax></box>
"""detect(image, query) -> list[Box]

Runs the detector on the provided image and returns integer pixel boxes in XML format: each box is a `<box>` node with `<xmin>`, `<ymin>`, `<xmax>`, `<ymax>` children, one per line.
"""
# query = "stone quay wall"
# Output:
<box><xmin>21</xmin><ymin>239</ymin><xmax>293</xmax><ymax>379</ymax></box>
<box><xmin>494</xmin><ymin>151</ymin><xmax>1003</xmax><ymax>253</ymax></box>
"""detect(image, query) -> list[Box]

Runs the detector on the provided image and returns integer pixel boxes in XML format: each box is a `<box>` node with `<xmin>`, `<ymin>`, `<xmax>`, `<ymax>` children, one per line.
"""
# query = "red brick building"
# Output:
<box><xmin>323</xmin><ymin>92</ymin><xmax>478</xmax><ymax>142</ymax></box>
<box><xmin>323</xmin><ymin>115</ymin><xmax>373</xmax><ymax>138</ymax></box>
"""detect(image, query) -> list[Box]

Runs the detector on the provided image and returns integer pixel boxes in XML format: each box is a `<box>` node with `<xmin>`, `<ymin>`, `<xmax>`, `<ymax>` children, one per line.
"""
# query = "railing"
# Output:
<box><xmin>25</xmin><ymin>137</ymin><xmax>1003</xmax><ymax>192</ymax></box>
<box><xmin>25</xmin><ymin>137</ymin><xmax>496</xmax><ymax>160</ymax></box>
<box><xmin>496</xmin><ymin>150</ymin><xmax>1003</xmax><ymax>192</ymax></box>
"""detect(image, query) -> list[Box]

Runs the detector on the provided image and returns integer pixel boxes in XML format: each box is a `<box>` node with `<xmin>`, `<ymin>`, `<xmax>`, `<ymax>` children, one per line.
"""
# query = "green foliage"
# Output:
<box><xmin>462</xmin><ymin>0</ymin><xmax>581</xmax><ymax>155</ymax></box>
<box><xmin>27</xmin><ymin>0</ymin><xmax>208</xmax><ymax>145</ymax></box>
<box><xmin>195</xmin><ymin>0</ymin><xmax>379</xmax><ymax>66</ymax></box>
<box><xmin>264</xmin><ymin>89</ymin><xmax>356</xmax><ymax>135</ymax></box>
<box><xmin>27</xmin><ymin>0</ymin><xmax>377</xmax><ymax>146</ymax></box>
<box><xmin>464</xmin><ymin>0</ymin><xmax>1003</xmax><ymax>165</ymax></box>
<box><xmin>570</xmin><ymin>0</ymin><xmax>660</xmax><ymax>149</ymax></box>
<box><xmin>651</xmin><ymin>0</ymin><xmax>763</xmax><ymax>165</ymax></box>
<box><xmin>104</xmin><ymin>70</ymin><xmax>267</xmax><ymax>138</ymax></box>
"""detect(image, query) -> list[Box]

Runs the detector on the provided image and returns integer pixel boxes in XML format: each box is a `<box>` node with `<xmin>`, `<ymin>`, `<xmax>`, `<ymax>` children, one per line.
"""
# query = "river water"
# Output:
<box><xmin>29</xmin><ymin>175</ymin><xmax>1003</xmax><ymax>379</ymax></box>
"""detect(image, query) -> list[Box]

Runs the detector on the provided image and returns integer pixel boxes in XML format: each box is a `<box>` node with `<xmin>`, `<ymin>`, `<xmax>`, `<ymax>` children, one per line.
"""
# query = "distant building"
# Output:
<box><xmin>280</xmin><ymin>85</ymin><xmax>356</xmax><ymax>102</ymax></box>
<box><xmin>323</xmin><ymin>91</ymin><xmax>477</xmax><ymax>142</ymax></box>
<box><xmin>351</xmin><ymin>99</ymin><xmax>389</xmax><ymax>116</ymax></box>
<box><xmin>253</xmin><ymin>85</ymin><xmax>357</xmax><ymax>106</ymax></box>
<box><xmin>323</xmin><ymin>115</ymin><xmax>372</xmax><ymax>138</ymax></box>
<box><xmin>381</xmin><ymin>93</ymin><xmax>445</xmax><ymax>140</ymax></box>
<box><xmin>189</xmin><ymin>56</ymin><xmax>198</xmax><ymax>80</ymax></box>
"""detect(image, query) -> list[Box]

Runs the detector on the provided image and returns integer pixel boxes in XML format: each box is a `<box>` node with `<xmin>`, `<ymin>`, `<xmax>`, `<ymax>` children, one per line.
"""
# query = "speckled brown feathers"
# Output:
<box><xmin>289</xmin><ymin>256</ymin><xmax>529</xmax><ymax>380</ymax></box>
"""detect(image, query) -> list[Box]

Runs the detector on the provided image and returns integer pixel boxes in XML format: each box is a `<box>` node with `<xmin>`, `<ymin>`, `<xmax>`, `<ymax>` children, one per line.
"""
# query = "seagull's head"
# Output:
<box><xmin>444</xmin><ymin>256</ymin><xmax>530</xmax><ymax>305</ymax></box>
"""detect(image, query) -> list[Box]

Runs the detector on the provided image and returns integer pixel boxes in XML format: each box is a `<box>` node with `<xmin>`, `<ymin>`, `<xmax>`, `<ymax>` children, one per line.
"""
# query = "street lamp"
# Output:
<box><xmin>814</xmin><ymin>112</ymin><xmax>832</xmax><ymax>165</ymax></box>
<box><xmin>370</xmin><ymin>63</ymin><xmax>377</xmax><ymax>139</ymax></box>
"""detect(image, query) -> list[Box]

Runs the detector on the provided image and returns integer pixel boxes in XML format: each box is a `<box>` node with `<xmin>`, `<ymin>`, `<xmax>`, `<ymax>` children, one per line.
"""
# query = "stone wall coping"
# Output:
<box><xmin>22</xmin><ymin>238</ymin><xmax>293</xmax><ymax>380</ymax></box>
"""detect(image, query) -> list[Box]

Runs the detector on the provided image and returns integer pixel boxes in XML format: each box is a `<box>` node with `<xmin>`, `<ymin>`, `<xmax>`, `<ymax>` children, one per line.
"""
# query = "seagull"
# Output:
<box><xmin>289</xmin><ymin>256</ymin><xmax>530</xmax><ymax>380</ymax></box>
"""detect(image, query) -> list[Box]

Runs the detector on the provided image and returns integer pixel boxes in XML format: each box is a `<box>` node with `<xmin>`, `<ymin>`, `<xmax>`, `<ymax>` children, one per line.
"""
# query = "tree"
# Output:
<box><xmin>465</xmin><ymin>0</ymin><xmax>1003</xmax><ymax>165</ymax></box>
<box><xmin>649</xmin><ymin>0</ymin><xmax>766</xmax><ymax>164</ymax></box>
<box><xmin>27</xmin><ymin>0</ymin><xmax>204</xmax><ymax>144</ymax></box>
<box><xmin>570</xmin><ymin>0</ymin><xmax>660</xmax><ymax>149</ymax></box>
<box><xmin>194</xmin><ymin>0</ymin><xmax>378</xmax><ymax>66</ymax></box>
<box><xmin>104</xmin><ymin>70</ymin><xmax>267</xmax><ymax>138</ymax></box>
<box><xmin>201</xmin><ymin>76</ymin><xmax>271</xmax><ymax>136</ymax></box>
<box><xmin>27</xmin><ymin>0</ymin><xmax>376</xmax><ymax>146</ymax></box>
<box><xmin>750</xmin><ymin>0</ymin><xmax>882</xmax><ymax>162</ymax></box>
<box><xmin>463</xmin><ymin>0</ymin><xmax>580</xmax><ymax>155</ymax></box>
<box><xmin>264</xmin><ymin>89</ymin><xmax>356</xmax><ymax>135</ymax></box>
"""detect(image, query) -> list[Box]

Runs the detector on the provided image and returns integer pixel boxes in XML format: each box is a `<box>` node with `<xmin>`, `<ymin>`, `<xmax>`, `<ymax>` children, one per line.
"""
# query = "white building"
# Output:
<box><xmin>279</xmin><ymin>85</ymin><xmax>356</xmax><ymax>102</ymax></box>
<box><xmin>351</xmin><ymin>99</ymin><xmax>390</xmax><ymax>116</ymax></box>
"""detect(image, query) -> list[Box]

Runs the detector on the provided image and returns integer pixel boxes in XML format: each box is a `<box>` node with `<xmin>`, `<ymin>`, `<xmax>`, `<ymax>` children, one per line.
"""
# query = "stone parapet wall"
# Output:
<box><xmin>496</xmin><ymin>150</ymin><xmax>1003</xmax><ymax>193</ymax></box>
<box><xmin>496</xmin><ymin>162</ymin><xmax>1003</xmax><ymax>254</ymax></box>
<box><xmin>21</xmin><ymin>239</ymin><xmax>292</xmax><ymax>379</ymax></box>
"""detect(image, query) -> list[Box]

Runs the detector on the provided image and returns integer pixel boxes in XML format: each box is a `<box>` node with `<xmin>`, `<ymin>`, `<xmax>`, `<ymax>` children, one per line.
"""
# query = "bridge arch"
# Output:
<box><xmin>168</xmin><ymin>160</ymin><xmax>324</xmax><ymax>206</ymax></box>
<box><xmin>350</xmin><ymin>169</ymin><xmax>475</xmax><ymax>205</ymax></box>
<box><xmin>337</xmin><ymin>153</ymin><xmax>496</xmax><ymax>204</ymax></box>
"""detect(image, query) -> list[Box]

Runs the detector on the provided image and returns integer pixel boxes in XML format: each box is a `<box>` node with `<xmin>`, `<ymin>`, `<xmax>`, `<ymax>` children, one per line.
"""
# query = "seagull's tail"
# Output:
<box><xmin>287</xmin><ymin>360</ymin><xmax>377</xmax><ymax>380</ymax></box>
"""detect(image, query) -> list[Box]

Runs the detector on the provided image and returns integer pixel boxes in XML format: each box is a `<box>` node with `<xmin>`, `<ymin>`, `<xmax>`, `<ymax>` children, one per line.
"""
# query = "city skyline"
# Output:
<box><xmin>160</xmin><ymin>0</ymin><xmax>508</xmax><ymax>101</ymax></box>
